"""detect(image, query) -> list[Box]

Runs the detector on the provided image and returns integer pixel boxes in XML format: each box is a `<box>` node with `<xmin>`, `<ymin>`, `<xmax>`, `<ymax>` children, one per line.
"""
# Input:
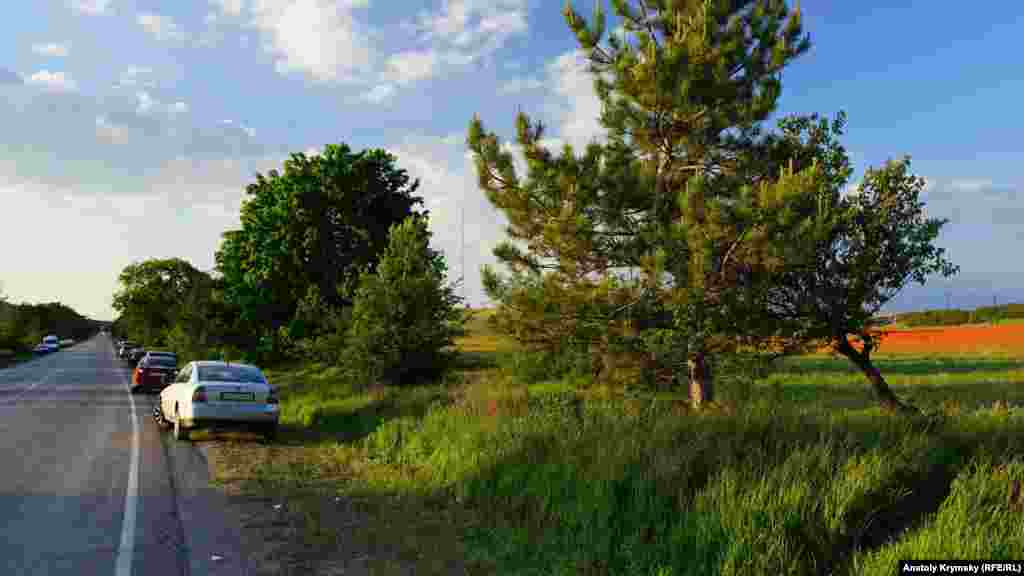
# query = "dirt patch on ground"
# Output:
<box><xmin>198</xmin><ymin>437</ymin><xmax>476</xmax><ymax>576</ymax></box>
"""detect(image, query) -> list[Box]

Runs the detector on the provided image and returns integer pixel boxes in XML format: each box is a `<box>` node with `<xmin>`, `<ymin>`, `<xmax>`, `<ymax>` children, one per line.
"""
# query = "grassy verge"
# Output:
<box><xmin>201</xmin><ymin>325</ymin><xmax>1024</xmax><ymax>574</ymax></box>
<box><xmin>0</xmin><ymin>349</ymin><xmax>35</xmax><ymax>369</ymax></box>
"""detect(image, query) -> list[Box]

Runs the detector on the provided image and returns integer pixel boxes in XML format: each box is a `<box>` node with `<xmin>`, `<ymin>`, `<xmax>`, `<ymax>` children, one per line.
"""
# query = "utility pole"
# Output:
<box><xmin>460</xmin><ymin>202</ymin><xmax>466</xmax><ymax>305</ymax></box>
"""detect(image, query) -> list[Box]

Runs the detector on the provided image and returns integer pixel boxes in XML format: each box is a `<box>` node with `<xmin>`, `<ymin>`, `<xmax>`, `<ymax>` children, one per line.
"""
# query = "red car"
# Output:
<box><xmin>131</xmin><ymin>352</ymin><xmax>179</xmax><ymax>394</ymax></box>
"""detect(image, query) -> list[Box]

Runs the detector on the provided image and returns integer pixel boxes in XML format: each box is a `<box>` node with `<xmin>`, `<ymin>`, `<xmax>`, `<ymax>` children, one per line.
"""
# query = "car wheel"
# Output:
<box><xmin>173</xmin><ymin>406</ymin><xmax>188</xmax><ymax>441</ymax></box>
<box><xmin>153</xmin><ymin>404</ymin><xmax>170</xmax><ymax>429</ymax></box>
<box><xmin>130</xmin><ymin>385</ymin><xmax>140</xmax><ymax>394</ymax></box>
<box><xmin>262</xmin><ymin>423</ymin><xmax>278</xmax><ymax>442</ymax></box>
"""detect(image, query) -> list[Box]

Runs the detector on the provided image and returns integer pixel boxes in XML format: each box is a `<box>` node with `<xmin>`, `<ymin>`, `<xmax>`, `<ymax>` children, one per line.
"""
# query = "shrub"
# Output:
<box><xmin>343</xmin><ymin>215</ymin><xmax>465</xmax><ymax>385</ymax></box>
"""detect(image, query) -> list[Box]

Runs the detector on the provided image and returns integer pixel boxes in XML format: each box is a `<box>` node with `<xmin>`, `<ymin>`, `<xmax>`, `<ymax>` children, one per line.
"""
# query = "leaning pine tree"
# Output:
<box><xmin>469</xmin><ymin>0</ymin><xmax>844</xmax><ymax>406</ymax></box>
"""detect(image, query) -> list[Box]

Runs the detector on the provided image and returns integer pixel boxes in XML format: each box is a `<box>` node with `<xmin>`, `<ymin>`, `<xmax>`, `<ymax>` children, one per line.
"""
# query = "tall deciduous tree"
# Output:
<box><xmin>758</xmin><ymin>115</ymin><xmax>957</xmax><ymax>410</ymax></box>
<box><xmin>214</xmin><ymin>144</ymin><xmax>426</xmax><ymax>358</ymax></box>
<box><xmin>470</xmin><ymin>0</ymin><xmax>828</xmax><ymax>406</ymax></box>
<box><xmin>112</xmin><ymin>258</ymin><xmax>210</xmax><ymax>346</ymax></box>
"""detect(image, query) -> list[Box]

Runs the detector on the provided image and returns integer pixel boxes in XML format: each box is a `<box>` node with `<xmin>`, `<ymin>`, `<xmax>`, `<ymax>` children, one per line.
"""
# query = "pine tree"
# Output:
<box><xmin>469</xmin><ymin>0</ymin><xmax>837</xmax><ymax>406</ymax></box>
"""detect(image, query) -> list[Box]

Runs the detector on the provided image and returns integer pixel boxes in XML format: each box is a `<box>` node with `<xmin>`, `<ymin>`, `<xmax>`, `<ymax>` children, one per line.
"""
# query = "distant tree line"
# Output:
<box><xmin>111</xmin><ymin>143</ymin><xmax>465</xmax><ymax>386</ymax></box>
<box><xmin>0</xmin><ymin>297</ymin><xmax>97</xmax><ymax>352</ymax></box>
<box><xmin>897</xmin><ymin>304</ymin><xmax>1024</xmax><ymax>327</ymax></box>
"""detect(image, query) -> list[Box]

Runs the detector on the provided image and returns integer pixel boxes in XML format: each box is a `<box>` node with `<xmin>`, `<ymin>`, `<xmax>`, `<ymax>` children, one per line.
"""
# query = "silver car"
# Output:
<box><xmin>155</xmin><ymin>361</ymin><xmax>280</xmax><ymax>441</ymax></box>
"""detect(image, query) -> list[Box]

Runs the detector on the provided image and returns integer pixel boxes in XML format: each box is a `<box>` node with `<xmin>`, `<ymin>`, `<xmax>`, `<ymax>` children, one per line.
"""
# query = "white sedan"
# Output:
<box><xmin>155</xmin><ymin>360</ymin><xmax>279</xmax><ymax>441</ymax></box>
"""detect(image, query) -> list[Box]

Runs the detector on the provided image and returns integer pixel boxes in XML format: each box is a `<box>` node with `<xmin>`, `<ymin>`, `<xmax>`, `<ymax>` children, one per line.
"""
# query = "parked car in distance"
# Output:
<box><xmin>117</xmin><ymin>342</ymin><xmax>137</xmax><ymax>359</ymax></box>
<box><xmin>128</xmin><ymin>347</ymin><xmax>147</xmax><ymax>364</ymax></box>
<box><xmin>33</xmin><ymin>343</ymin><xmax>51</xmax><ymax>355</ymax></box>
<box><xmin>131</xmin><ymin>352</ymin><xmax>179</xmax><ymax>394</ymax></box>
<box><xmin>156</xmin><ymin>361</ymin><xmax>279</xmax><ymax>441</ymax></box>
<box><xmin>59</xmin><ymin>339</ymin><xmax>74</xmax><ymax>347</ymax></box>
<box><xmin>42</xmin><ymin>335</ymin><xmax>60</xmax><ymax>353</ymax></box>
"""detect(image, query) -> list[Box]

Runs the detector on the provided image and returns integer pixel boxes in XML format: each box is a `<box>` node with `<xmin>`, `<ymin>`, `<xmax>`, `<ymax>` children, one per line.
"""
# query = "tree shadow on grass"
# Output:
<box><xmin>279</xmin><ymin>385</ymin><xmax>453</xmax><ymax>446</ymax></box>
<box><xmin>782</xmin><ymin>355</ymin><xmax>1024</xmax><ymax>376</ymax></box>
<box><xmin>763</xmin><ymin>377</ymin><xmax>1024</xmax><ymax>413</ymax></box>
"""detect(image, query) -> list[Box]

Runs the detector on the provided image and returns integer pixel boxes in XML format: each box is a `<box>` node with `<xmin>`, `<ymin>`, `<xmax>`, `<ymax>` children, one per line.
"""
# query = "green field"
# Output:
<box><xmin>205</xmin><ymin>311</ymin><xmax>1024</xmax><ymax>575</ymax></box>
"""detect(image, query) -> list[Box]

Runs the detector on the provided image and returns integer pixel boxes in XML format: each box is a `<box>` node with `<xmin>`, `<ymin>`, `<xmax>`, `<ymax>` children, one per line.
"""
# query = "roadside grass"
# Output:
<box><xmin>204</xmin><ymin>316</ymin><xmax>1024</xmax><ymax>575</ymax></box>
<box><xmin>0</xmin><ymin>349</ymin><xmax>35</xmax><ymax>369</ymax></box>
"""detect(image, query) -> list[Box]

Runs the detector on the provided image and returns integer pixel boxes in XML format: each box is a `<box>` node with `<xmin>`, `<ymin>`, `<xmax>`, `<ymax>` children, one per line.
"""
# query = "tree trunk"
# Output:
<box><xmin>836</xmin><ymin>338</ymin><xmax>919</xmax><ymax>414</ymax></box>
<box><xmin>688</xmin><ymin>351</ymin><xmax>713</xmax><ymax>408</ymax></box>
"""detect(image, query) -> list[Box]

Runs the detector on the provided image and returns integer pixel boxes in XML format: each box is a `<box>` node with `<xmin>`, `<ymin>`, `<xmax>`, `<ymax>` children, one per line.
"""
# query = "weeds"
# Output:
<box><xmin>209</xmin><ymin>333</ymin><xmax>1024</xmax><ymax>575</ymax></box>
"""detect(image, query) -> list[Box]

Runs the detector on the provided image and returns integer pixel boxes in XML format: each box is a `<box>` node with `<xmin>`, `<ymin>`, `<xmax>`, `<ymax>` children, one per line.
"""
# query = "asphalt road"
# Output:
<box><xmin>0</xmin><ymin>334</ymin><xmax>252</xmax><ymax>575</ymax></box>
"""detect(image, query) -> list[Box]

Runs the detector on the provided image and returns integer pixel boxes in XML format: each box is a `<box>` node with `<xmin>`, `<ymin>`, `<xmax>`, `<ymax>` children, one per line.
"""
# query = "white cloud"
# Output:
<box><xmin>95</xmin><ymin>115</ymin><xmax>129</xmax><ymax>145</ymax></box>
<box><xmin>26</xmin><ymin>70</ymin><xmax>78</xmax><ymax>92</ymax></box>
<box><xmin>362</xmin><ymin>83</ymin><xmax>395</xmax><ymax>103</ymax></box>
<box><xmin>384</xmin><ymin>50</ymin><xmax>438</xmax><ymax>85</ymax></box>
<box><xmin>31</xmin><ymin>43</ymin><xmax>70</xmax><ymax>57</ymax></box>
<box><xmin>387</xmin><ymin>134</ymin><xmax>510</xmax><ymax>307</ymax></box>
<box><xmin>71</xmin><ymin>0</ymin><xmax>111</xmax><ymax>15</ymax></box>
<box><xmin>405</xmin><ymin>0</ymin><xmax>528</xmax><ymax>67</ymax></box>
<box><xmin>498</xmin><ymin>75</ymin><xmax>543</xmax><ymax>95</ymax></box>
<box><xmin>138</xmin><ymin>12</ymin><xmax>185</xmax><ymax>42</ymax></box>
<box><xmin>170</xmin><ymin>101</ymin><xmax>189</xmax><ymax>114</ymax></box>
<box><xmin>544</xmin><ymin>50</ymin><xmax>605</xmax><ymax>150</ymax></box>
<box><xmin>212</xmin><ymin>0</ymin><xmax>244</xmax><ymax>16</ymax></box>
<box><xmin>247</xmin><ymin>0</ymin><xmax>372</xmax><ymax>83</ymax></box>
<box><xmin>116</xmin><ymin>66</ymin><xmax>155</xmax><ymax>89</ymax></box>
<box><xmin>135</xmin><ymin>90</ymin><xmax>156</xmax><ymax>115</ymax></box>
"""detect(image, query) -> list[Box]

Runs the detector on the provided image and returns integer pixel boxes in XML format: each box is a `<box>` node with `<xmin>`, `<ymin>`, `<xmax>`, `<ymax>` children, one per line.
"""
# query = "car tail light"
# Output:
<box><xmin>192</xmin><ymin>387</ymin><xmax>208</xmax><ymax>403</ymax></box>
<box><xmin>267</xmin><ymin>387</ymin><xmax>278</xmax><ymax>404</ymax></box>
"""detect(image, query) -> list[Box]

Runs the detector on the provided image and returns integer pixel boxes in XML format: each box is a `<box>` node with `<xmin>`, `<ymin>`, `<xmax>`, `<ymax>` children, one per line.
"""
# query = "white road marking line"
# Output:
<box><xmin>116</xmin><ymin>341</ymin><xmax>140</xmax><ymax>576</ymax></box>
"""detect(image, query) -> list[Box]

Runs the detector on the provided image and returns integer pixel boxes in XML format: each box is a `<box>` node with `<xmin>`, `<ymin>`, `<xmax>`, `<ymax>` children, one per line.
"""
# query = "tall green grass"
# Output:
<box><xmin>246</xmin><ymin>353</ymin><xmax>1024</xmax><ymax>575</ymax></box>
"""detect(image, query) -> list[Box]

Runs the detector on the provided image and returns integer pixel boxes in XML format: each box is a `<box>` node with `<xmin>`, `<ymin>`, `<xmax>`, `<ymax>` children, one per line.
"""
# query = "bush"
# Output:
<box><xmin>343</xmin><ymin>215</ymin><xmax>465</xmax><ymax>385</ymax></box>
<box><xmin>499</xmin><ymin>347</ymin><xmax>591</xmax><ymax>385</ymax></box>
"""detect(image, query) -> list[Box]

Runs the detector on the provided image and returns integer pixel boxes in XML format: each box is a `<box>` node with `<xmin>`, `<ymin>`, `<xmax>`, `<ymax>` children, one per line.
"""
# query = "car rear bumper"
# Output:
<box><xmin>183</xmin><ymin>404</ymin><xmax>280</xmax><ymax>429</ymax></box>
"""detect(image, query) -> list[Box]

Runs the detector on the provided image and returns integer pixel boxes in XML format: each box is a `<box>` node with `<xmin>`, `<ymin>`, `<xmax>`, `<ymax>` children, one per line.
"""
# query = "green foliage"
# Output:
<box><xmin>0</xmin><ymin>299</ymin><xmax>95</xmax><ymax>351</ymax></box>
<box><xmin>764</xmin><ymin>150</ymin><xmax>959</xmax><ymax>360</ymax></box>
<box><xmin>213</xmin><ymin>143</ymin><xmax>426</xmax><ymax>359</ymax></box>
<box><xmin>468</xmin><ymin>0</ymin><xmax>832</xmax><ymax>393</ymax></box>
<box><xmin>343</xmin><ymin>215</ymin><xmax>465</xmax><ymax>385</ymax></box>
<box><xmin>112</xmin><ymin>258</ymin><xmax>207</xmax><ymax>346</ymax></box>
<box><xmin>112</xmin><ymin>259</ymin><xmax>254</xmax><ymax>362</ymax></box>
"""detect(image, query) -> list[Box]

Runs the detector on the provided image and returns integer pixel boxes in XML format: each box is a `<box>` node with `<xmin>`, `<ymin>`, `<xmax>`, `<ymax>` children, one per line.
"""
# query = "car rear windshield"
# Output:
<box><xmin>148</xmin><ymin>356</ymin><xmax>177</xmax><ymax>367</ymax></box>
<box><xmin>197</xmin><ymin>365</ymin><xmax>265</xmax><ymax>383</ymax></box>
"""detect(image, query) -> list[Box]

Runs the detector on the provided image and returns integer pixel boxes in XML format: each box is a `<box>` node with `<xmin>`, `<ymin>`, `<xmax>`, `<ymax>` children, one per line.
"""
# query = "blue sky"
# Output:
<box><xmin>1</xmin><ymin>0</ymin><xmax>1022</xmax><ymax>321</ymax></box>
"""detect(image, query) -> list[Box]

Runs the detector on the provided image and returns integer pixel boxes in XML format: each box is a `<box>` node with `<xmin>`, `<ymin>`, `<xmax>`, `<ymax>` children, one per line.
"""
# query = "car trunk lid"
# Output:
<box><xmin>196</xmin><ymin>382</ymin><xmax>269</xmax><ymax>405</ymax></box>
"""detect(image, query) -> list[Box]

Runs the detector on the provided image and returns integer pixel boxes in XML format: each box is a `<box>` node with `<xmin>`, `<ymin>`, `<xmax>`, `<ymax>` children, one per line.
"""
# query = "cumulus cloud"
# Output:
<box><xmin>211</xmin><ymin>0</ymin><xmax>243</xmax><ymax>16</ymax></box>
<box><xmin>387</xmin><ymin>133</ymin><xmax>510</xmax><ymax>306</ymax></box>
<box><xmin>25</xmin><ymin>70</ymin><xmax>78</xmax><ymax>92</ymax></box>
<box><xmin>138</xmin><ymin>12</ymin><xmax>185</xmax><ymax>42</ymax></box>
<box><xmin>409</xmin><ymin>0</ymin><xmax>527</xmax><ymax>48</ymax></box>
<box><xmin>135</xmin><ymin>90</ymin><xmax>156</xmax><ymax>115</ymax></box>
<box><xmin>116</xmin><ymin>66</ymin><xmax>156</xmax><ymax>89</ymax></box>
<box><xmin>362</xmin><ymin>83</ymin><xmax>394</xmax><ymax>103</ymax></box>
<box><xmin>384</xmin><ymin>50</ymin><xmax>438</xmax><ymax>85</ymax></box>
<box><xmin>71</xmin><ymin>0</ymin><xmax>111</xmax><ymax>15</ymax></box>
<box><xmin>498</xmin><ymin>75</ymin><xmax>543</xmax><ymax>95</ymax></box>
<box><xmin>246</xmin><ymin>0</ymin><xmax>373</xmax><ymax>83</ymax></box>
<box><xmin>544</xmin><ymin>50</ymin><xmax>605</xmax><ymax>150</ymax></box>
<box><xmin>31</xmin><ymin>43</ymin><xmax>70</xmax><ymax>57</ymax></box>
